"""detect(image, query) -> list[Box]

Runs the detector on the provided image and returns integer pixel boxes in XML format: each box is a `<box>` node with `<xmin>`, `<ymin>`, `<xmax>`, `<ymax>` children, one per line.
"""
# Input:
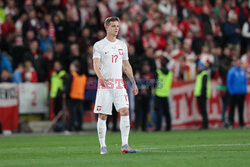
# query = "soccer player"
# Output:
<box><xmin>93</xmin><ymin>16</ymin><xmax>138</xmax><ymax>154</ymax></box>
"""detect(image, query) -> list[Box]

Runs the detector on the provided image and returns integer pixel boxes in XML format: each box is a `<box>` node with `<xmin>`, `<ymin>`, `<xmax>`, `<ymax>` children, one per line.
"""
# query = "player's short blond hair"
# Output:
<box><xmin>104</xmin><ymin>16</ymin><xmax>120</xmax><ymax>27</ymax></box>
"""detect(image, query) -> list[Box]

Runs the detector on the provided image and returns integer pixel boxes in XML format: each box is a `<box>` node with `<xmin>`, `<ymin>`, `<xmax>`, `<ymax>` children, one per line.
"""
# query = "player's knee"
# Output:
<box><xmin>99</xmin><ymin>114</ymin><xmax>107</xmax><ymax>120</ymax></box>
<box><xmin>119</xmin><ymin>108</ymin><xmax>129</xmax><ymax>116</ymax></box>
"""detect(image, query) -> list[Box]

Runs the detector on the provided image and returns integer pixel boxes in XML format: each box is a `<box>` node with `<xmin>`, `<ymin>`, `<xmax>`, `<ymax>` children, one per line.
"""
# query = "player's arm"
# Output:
<box><xmin>123</xmin><ymin>60</ymin><xmax>138</xmax><ymax>95</ymax></box>
<box><xmin>93</xmin><ymin>58</ymin><xmax>106</xmax><ymax>87</ymax></box>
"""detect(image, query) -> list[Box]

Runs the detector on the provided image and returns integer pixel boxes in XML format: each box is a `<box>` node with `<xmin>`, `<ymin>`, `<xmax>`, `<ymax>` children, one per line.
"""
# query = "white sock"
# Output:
<box><xmin>120</xmin><ymin>115</ymin><xmax>130</xmax><ymax>146</ymax></box>
<box><xmin>97</xmin><ymin>118</ymin><xmax>107</xmax><ymax>147</ymax></box>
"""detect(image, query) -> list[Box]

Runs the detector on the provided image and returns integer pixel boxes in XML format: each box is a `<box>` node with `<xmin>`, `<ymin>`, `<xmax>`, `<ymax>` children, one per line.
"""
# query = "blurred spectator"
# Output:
<box><xmin>128</xmin><ymin>45</ymin><xmax>141</xmax><ymax>73</ymax></box>
<box><xmin>194</xmin><ymin>61</ymin><xmax>211</xmax><ymax>130</ymax></box>
<box><xmin>142</xmin><ymin>47</ymin><xmax>156</xmax><ymax>74</ymax></box>
<box><xmin>12</xmin><ymin>63</ymin><xmax>23</xmax><ymax>83</ymax></box>
<box><xmin>64</xmin><ymin>61</ymin><xmax>87</xmax><ymax>132</ymax></box>
<box><xmin>22</xmin><ymin>60</ymin><xmax>38</xmax><ymax>82</ymax></box>
<box><xmin>94</xmin><ymin>0</ymin><xmax>111</xmax><ymax>29</ymax></box>
<box><xmin>211</xmin><ymin>46</ymin><xmax>222</xmax><ymax>79</ymax></box>
<box><xmin>199</xmin><ymin>45</ymin><xmax>214</xmax><ymax>67</ymax></box>
<box><xmin>54</xmin><ymin>42</ymin><xmax>66</xmax><ymax>65</ymax></box>
<box><xmin>191</xmin><ymin>30</ymin><xmax>204</xmax><ymax>55</ymax></box>
<box><xmin>165</xmin><ymin>16</ymin><xmax>182</xmax><ymax>41</ymax></box>
<box><xmin>47</xmin><ymin>0</ymin><xmax>63</xmax><ymax>15</ymax></box>
<box><xmin>23</xmin><ymin>40</ymin><xmax>47</xmax><ymax>81</ymax></box>
<box><xmin>78</xmin><ymin>27</ymin><xmax>91</xmax><ymax>54</ymax></box>
<box><xmin>50</xmin><ymin>61</ymin><xmax>66</xmax><ymax>117</ymax></box>
<box><xmin>142</xmin><ymin>30</ymin><xmax>157</xmax><ymax>50</ymax></box>
<box><xmin>53</xmin><ymin>13</ymin><xmax>66</xmax><ymax>43</ymax></box>
<box><xmin>0</xmin><ymin>69</ymin><xmax>12</xmax><ymax>83</ymax></box>
<box><xmin>223</xmin><ymin>11</ymin><xmax>241</xmax><ymax>55</ymax></box>
<box><xmin>119</xmin><ymin>12</ymin><xmax>131</xmax><ymax>42</ymax></box>
<box><xmin>78</xmin><ymin>0</ymin><xmax>92</xmax><ymax>29</ymax></box>
<box><xmin>150</xmin><ymin>24</ymin><xmax>166</xmax><ymax>50</ymax></box>
<box><xmin>213</xmin><ymin>0</ymin><xmax>227</xmax><ymax>23</ymax></box>
<box><xmin>38</xmin><ymin>28</ymin><xmax>53</xmax><ymax>53</ymax></box>
<box><xmin>158</xmin><ymin>0</ymin><xmax>177</xmax><ymax>18</ymax></box>
<box><xmin>235</xmin><ymin>0</ymin><xmax>248</xmax><ymax>28</ymax></box>
<box><xmin>68</xmin><ymin>43</ymin><xmax>88</xmax><ymax>75</ymax></box>
<box><xmin>241</xmin><ymin>15</ymin><xmax>250</xmax><ymax>53</ymax></box>
<box><xmin>241</xmin><ymin>47</ymin><xmax>250</xmax><ymax>79</ymax></box>
<box><xmin>22</xmin><ymin>9</ymin><xmax>39</xmax><ymax>37</ymax></box>
<box><xmin>23</xmin><ymin>0</ymin><xmax>34</xmax><ymax>13</ymax></box>
<box><xmin>41</xmin><ymin>14</ymin><xmax>56</xmax><ymax>43</ymax></box>
<box><xmin>170</xmin><ymin>45</ymin><xmax>184</xmax><ymax>80</ymax></box>
<box><xmin>154</xmin><ymin>56</ymin><xmax>173</xmax><ymax>131</ymax></box>
<box><xmin>134</xmin><ymin>62</ymin><xmax>153</xmax><ymax>131</ymax></box>
<box><xmin>227</xmin><ymin>59</ymin><xmax>247</xmax><ymax>128</ymax></box>
<box><xmin>1</xmin><ymin>14</ymin><xmax>15</xmax><ymax>37</ymax></box>
<box><xmin>34</xmin><ymin>0</ymin><xmax>47</xmax><ymax>20</ymax></box>
<box><xmin>0</xmin><ymin>0</ymin><xmax>5</xmax><ymax>25</ymax></box>
<box><xmin>43</xmin><ymin>46</ymin><xmax>55</xmax><ymax>79</ymax></box>
<box><xmin>183</xmin><ymin>40</ymin><xmax>196</xmax><ymax>81</ymax></box>
<box><xmin>65</xmin><ymin>0</ymin><xmax>81</xmax><ymax>26</ymax></box>
<box><xmin>4</xmin><ymin>0</ymin><xmax>18</xmax><ymax>20</ymax></box>
<box><xmin>15</xmin><ymin>12</ymin><xmax>28</xmax><ymax>31</ymax></box>
<box><xmin>85</xmin><ymin>15</ymin><xmax>99</xmax><ymax>38</ymax></box>
<box><xmin>0</xmin><ymin>48</ymin><xmax>12</xmax><ymax>74</ymax></box>
<box><xmin>218</xmin><ymin>46</ymin><xmax>233</xmax><ymax>125</ymax></box>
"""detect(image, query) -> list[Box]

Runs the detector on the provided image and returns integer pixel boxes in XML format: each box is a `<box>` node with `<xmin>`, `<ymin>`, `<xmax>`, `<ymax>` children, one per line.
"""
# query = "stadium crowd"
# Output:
<box><xmin>0</xmin><ymin>0</ymin><xmax>249</xmax><ymax>131</ymax></box>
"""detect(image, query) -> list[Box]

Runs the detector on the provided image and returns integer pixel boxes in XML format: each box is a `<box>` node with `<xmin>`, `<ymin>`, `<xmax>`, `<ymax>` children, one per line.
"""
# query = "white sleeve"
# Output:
<box><xmin>93</xmin><ymin>43</ymin><xmax>101</xmax><ymax>59</ymax></box>
<box><xmin>242</xmin><ymin>23</ymin><xmax>250</xmax><ymax>38</ymax></box>
<box><xmin>123</xmin><ymin>43</ymin><xmax>129</xmax><ymax>60</ymax></box>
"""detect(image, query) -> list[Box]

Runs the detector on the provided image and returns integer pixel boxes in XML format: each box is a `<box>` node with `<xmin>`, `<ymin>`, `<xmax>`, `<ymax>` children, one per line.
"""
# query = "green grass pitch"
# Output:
<box><xmin>0</xmin><ymin>129</ymin><xmax>250</xmax><ymax>167</ymax></box>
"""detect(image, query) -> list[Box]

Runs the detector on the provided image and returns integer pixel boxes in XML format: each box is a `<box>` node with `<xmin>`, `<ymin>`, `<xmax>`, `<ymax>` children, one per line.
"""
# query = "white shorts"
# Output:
<box><xmin>94</xmin><ymin>88</ymin><xmax>129</xmax><ymax>115</ymax></box>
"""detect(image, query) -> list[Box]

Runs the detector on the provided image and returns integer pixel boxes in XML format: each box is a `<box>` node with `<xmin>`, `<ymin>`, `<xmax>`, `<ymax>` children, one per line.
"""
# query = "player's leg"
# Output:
<box><xmin>113</xmin><ymin>89</ymin><xmax>136</xmax><ymax>153</ymax></box>
<box><xmin>119</xmin><ymin>108</ymin><xmax>136</xmax><ymax>153</ymax></box>
<box><xmin>97</xmin><ymin>113</ymin><xmax>108</xmax><ymax>154</ymax></box>
<box><xmin>94</xmin><ymin>89</ymin><xmax>112</xmax><ymax>154</ymax></box>
<box><xmin>119</xmin><ymin>108</ymin><xmax>130</xmax><ymax>146</ymax></box>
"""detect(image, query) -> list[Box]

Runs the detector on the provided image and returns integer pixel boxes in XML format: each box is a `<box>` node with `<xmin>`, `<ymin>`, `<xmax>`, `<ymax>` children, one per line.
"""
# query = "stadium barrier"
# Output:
<box><xmin>170</xmin><ymin>81</ymin><xmax>250</xmax><ymax>129</ymax></box>
<box><xmin>0</xmin><ymin>81</ymin><xmax>249</xmax><ymax>131</ymax></box>
<box><xmin>0</xmin><ymin>84</ymin><xmax>18</xmax><ymax>131</ymax></box>
<box><xmin>0</xmin><ymin>83</ymin><xmax>49</xmax><ymax>131</ymax></box>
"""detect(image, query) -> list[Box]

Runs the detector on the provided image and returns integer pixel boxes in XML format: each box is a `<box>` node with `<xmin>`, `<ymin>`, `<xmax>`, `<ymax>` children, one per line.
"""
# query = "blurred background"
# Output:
<box><xmin>0</xmin><ymin>0</ymin><xmax>249</xmax><ymax>135</ymax></box>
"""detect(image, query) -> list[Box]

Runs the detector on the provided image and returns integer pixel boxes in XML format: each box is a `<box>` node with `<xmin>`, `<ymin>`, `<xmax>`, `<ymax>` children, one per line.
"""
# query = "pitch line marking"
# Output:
<box><xmin>136</xmin><ymin>143</ymin><xmax>250</xmax><ymax>150</ymax></box>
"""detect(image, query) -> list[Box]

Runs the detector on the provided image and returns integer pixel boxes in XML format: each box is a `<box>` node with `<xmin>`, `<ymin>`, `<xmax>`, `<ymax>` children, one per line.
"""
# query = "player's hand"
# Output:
<box><xmin>132</xmin><ymin>84</ymin><xmax>138</xmax><ymax>95</ymax></box>
<box><xmin>99</xmin><ymin>78</ymin><xmax>107</xmax><ymax>87</ymax></box>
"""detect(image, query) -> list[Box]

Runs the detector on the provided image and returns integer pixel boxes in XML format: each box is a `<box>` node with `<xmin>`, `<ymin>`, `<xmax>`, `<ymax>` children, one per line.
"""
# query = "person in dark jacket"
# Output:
<box><xmin>226</xmin><ymin>59</ymin><xmax>247</xmax><ymax>128</ymax></box>
<box><xmin>223</xmin><ymin>11</ymin><xmax>241</xmax><ymax>54</ymax></box>
<box><xmin>64</xmin><ymin>61</ymin><xmax>87</xmax><ymax>132</ymax></box>
<box><xmin>134</xmin><ymin>62</ymin><xmax>154</xmax><ymax>131</ymax></box>
<box><xmin>67</xmin><ymin>43</ymin><xmax>88</xmax><ymax>75</ymax></box>
<box><xmin>23</xmin><ymin>40</ymin><xmax>47</xmax><ymax>82</ymax></box>
<box><xmin>218</xmin><ymin>47</ymin><xmax>233</xmax><ymax>127</ymax></box>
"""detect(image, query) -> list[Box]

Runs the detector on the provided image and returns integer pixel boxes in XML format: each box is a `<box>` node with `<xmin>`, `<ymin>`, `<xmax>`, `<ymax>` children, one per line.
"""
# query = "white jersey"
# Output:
<box><xmin>93</xmin><ymin>37</ymin><xmax>128</xmax><ymax>80</ymax></box>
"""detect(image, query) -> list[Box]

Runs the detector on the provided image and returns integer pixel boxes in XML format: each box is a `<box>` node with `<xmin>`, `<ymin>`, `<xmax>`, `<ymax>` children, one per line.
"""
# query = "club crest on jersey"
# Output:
<box><xmin>97</xmin><ymin>106</ymin><xmax>102</xmax><ymax>111</ymax></box>
<box><xmin>118</xmin><ymin>49</ymin><xmax>123</xmax><ymax>55</ymax></box>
